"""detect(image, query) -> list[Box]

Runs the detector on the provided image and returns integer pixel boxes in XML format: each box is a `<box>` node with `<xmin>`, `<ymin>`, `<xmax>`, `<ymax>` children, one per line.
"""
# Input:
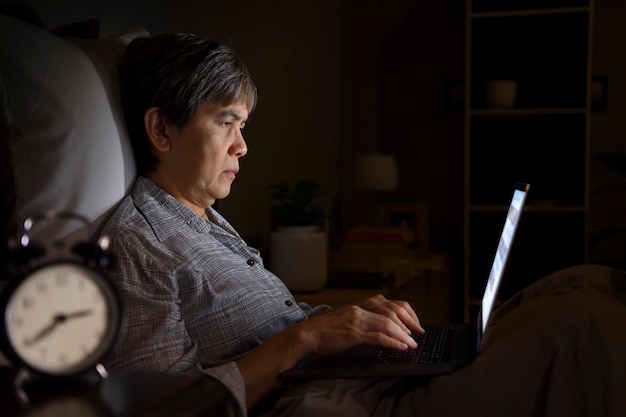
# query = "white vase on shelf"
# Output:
<box><xmin>269</xmin><ymin>225</ymin><xmax>327</xmax><ymax>292</ymax></box>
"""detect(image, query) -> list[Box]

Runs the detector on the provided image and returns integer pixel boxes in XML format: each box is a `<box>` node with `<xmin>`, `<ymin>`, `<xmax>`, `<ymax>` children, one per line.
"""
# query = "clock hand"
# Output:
<box><xmin>24</xmin><ymin>316</ymin><xmax>63</xmax><ymax>346</ymax></box>
<box><xmin>63</xmin><ymin>309</ymin><xmax>94</xmax><ymax>320</ymax></box>
<box><xmin>24</xmin><ymin>309</ymin><xmax>94</xmax><ymax>346</ymax></box>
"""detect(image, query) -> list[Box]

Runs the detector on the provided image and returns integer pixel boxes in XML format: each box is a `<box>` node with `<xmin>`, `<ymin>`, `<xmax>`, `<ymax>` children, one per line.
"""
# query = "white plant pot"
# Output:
<box><xmin>269</xmin><ymin>226</ymin><xmax>327</xmax><ymax>292</ymax></box>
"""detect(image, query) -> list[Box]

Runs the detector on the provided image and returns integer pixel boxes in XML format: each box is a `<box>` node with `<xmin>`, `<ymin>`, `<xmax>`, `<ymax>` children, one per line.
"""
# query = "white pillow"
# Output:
<box><xmin>0</xmin><ymin>15</ymin><xmax>144</xmax><ymax>243</ymax></box>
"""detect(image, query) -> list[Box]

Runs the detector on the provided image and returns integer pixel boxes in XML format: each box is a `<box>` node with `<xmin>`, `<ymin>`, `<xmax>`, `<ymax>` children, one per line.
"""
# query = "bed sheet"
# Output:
<box><xmin>264</xmin><ymin>264</ymin><xmax>626</xmax><ymax>417</ymax></box>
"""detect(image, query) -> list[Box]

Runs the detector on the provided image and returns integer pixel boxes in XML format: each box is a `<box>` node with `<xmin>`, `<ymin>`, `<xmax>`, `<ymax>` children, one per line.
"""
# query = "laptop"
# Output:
<box><xmin>280</xmin><ymin>182</ymin><xmax>530</xmax><ymax>381</ymax></box>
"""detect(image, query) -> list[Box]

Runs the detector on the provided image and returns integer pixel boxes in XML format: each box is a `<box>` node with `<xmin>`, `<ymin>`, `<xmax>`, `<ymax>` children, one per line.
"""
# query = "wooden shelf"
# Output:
<box><xmin>463</xmin><ymin>0</ymin><xmax>593</xmax><ymax>322</ymax></box>
<box><xmin>471</xmin><ymin>6</ymin><xmax>590</xmax><ymax>19</ymax></box>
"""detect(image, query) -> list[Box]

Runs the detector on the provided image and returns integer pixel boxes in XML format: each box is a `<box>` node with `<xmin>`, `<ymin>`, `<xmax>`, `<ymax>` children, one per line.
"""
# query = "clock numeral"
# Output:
<box><xmin>21</xmin><ymin>296</ymin><xmax>35</xmax><ymax>310</ymax></box>
<box><xmin>55</xmin><ymin>273</ymin><xmax>68</xmax><ymax>286</ymax></box>
<box><xmin>81</xmin><ymin>344</ymin><xmax>93</xmax><ymax>357</ymax></box>
<box><xmin>10</xmin><ymin>316</ymin><xmax>24</xmax><ymax>328</ymax></box>
<box><xmin>35</xmin><ymin>281</ymin><xmax>47</xmax><ymax>293</ymax></box>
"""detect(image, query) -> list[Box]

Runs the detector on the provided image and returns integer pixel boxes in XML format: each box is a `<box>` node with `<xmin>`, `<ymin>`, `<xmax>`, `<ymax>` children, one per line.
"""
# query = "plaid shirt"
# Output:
<box><xmin>102</xmin><ymin>176</ymin><xmax>324</xmax><ymax>376</ymax></box>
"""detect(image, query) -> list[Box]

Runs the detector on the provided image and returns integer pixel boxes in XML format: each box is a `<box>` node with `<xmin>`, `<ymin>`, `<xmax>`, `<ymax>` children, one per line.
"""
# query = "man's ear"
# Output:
<box><xmin>144</xmin><ymin>107</ymin><xmax>171</xmax><ymax>151</ymax></box>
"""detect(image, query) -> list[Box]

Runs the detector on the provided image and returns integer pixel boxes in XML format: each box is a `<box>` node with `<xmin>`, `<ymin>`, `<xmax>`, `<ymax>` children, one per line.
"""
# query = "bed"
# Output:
<box><xmin>0</xmin><ymin>13</ymin><xmax>139</xmax><ymax>247</ymax></box>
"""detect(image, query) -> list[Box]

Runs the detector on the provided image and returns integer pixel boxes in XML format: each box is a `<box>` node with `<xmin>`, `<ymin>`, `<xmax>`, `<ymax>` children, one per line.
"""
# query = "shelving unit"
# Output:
<box><xmin>463</xmin><ymin>0</ymin><xmax>594</xmax><ymax>321</ymax></box>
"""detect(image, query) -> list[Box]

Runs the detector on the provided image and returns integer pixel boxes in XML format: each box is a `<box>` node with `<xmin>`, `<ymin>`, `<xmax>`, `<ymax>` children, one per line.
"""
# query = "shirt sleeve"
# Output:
<box><xmin>198</xmin><ymin>361</ymin><xmax>247</xmax><ymax>417</ymax></box>
<box><xmin>297</xmin><ymin>302</ymin><xmax>331</xmax><ymax>317</ymax></box>
<box><xmin>105</xmin><ymin>233</ymin><xmax>199</xmax><ymax>373</ymax></box>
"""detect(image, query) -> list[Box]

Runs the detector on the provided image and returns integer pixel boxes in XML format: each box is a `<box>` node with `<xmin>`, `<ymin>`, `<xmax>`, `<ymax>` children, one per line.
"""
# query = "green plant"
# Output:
<box><xmin>268</xmin><ymin>179</ymin><xmax>325</xmax><ymax>227</ymax></box>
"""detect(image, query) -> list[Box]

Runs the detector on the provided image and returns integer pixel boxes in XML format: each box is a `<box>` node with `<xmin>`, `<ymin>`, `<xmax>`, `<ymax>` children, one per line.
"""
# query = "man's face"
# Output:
<box><xmin>160</xmin><ymin>101</ymin><xmax>249</xmax><ymax>209</ymax></box>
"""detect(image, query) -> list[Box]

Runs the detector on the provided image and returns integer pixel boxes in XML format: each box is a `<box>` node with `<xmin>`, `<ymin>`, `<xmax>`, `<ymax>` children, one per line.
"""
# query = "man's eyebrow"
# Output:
<box><xmin>217</xmin><ymin>109</ymin><xmax>244</xmax><ymax>121</ymax></box>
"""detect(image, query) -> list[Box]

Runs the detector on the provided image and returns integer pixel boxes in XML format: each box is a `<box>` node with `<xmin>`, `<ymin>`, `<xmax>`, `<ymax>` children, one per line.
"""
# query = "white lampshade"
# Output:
<box><xmin>355</xmin><ymin>152</ymin><xmax>399</xmax><ymax>191</ymax></box>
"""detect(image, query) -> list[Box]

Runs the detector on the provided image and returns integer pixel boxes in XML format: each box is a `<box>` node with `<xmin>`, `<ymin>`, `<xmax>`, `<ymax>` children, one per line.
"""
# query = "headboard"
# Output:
<box><xmin>0</xmin><ymin>14</ymin><xmax>146</xmax><ymax>250</ymax></box>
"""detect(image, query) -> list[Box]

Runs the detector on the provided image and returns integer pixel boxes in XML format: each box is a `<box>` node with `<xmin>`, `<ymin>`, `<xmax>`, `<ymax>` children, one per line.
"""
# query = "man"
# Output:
<box><xmin>103</xmin><ymin>33</ymin><xmax>423</xmax><ymax>414</ymax></box>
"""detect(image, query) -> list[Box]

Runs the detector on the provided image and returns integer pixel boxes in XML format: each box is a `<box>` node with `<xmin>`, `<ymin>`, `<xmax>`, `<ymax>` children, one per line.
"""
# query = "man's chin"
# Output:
<box><xmin>215</xmin><ymin>187</ymin><xmax>232</xmax><ymax>201</ymax></box>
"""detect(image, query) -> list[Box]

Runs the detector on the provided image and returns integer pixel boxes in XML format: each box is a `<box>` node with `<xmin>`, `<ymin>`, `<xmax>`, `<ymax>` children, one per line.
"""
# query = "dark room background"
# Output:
<box><xmin>2</xmin><ymin>0</ymin><xmax>625</xmax><ymax>321</ymax></box>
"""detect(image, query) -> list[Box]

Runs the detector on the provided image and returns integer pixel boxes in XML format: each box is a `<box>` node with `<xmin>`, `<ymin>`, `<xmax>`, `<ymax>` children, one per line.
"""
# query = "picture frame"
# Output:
<box><xmin>376</xmin><ymin>202</ymin><xmax>430</xmax><ymax>256</ymax></box>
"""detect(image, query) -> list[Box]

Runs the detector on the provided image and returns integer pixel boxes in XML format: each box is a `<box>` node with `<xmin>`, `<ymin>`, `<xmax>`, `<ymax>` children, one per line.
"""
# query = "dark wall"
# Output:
<box><xmin>377</xmin><ymin>1</ymin><xmax>466</xmax><ymax>318</ymax></box>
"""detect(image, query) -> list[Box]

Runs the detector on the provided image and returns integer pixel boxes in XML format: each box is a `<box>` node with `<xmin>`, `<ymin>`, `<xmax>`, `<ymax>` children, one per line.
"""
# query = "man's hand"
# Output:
<box><xmin>237</xmin><ymin>294</ymin><xmax>423</xmax><ymax>410</ymax></box>
<box><xmin>295</xmin><ymin>294</ymin><xmax>424</xmax><ymax>356</ymax></box>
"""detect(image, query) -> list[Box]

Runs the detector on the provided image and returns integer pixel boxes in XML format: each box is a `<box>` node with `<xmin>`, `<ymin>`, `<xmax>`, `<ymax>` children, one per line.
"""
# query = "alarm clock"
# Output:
<box><xmin>0</xmin><ymin>211</ymin><xmax>122</xmax><ymax>381</ymax></box>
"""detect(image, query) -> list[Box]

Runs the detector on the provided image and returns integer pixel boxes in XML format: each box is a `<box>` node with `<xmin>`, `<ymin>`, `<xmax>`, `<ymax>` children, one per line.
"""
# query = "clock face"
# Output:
<box><xmin>1</xmin><ymin>262</ymin><xmax>121</xmax><ymax>376</ymax></box>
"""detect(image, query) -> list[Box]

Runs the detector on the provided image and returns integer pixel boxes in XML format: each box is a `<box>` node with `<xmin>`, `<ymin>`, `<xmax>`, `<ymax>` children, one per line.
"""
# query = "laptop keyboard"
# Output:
<box><xmin>372</xmin><ymin>327</ymin><xmax>453</xmax><ymax>365</ymax></box>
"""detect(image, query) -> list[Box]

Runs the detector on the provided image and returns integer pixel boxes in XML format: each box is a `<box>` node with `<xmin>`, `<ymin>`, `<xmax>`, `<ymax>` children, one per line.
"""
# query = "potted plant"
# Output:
<box><xmin>267</xmin><ymin>179</ymin><xmax>327</xmax><ymax>292</ymax></box>
<box><xmin>268</xmin><ymin>179</ymin><xmax>325</xmax><ymax>228</ymax></box>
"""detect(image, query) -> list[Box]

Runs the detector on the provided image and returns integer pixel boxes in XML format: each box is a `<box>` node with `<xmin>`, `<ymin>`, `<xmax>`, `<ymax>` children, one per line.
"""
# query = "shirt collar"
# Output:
<box><xmin>132</xmin><ymin>176</ymin><xmax>214</xmax><ymax>241</ymax></box>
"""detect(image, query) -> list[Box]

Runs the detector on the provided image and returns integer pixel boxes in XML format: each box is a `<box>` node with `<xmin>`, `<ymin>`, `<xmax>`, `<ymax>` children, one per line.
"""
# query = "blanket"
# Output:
<box><xmin>264</xmin><ymin>264</ymin><xmax>626</xmax><ymax>417</ymax></box>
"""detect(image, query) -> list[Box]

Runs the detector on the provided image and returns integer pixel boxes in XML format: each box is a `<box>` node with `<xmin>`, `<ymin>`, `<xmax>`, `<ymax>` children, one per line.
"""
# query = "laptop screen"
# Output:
<box><xmin>478</xmin><ymin>183</ymin><xmax>529</xmax><ymax>338</ymax></box>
